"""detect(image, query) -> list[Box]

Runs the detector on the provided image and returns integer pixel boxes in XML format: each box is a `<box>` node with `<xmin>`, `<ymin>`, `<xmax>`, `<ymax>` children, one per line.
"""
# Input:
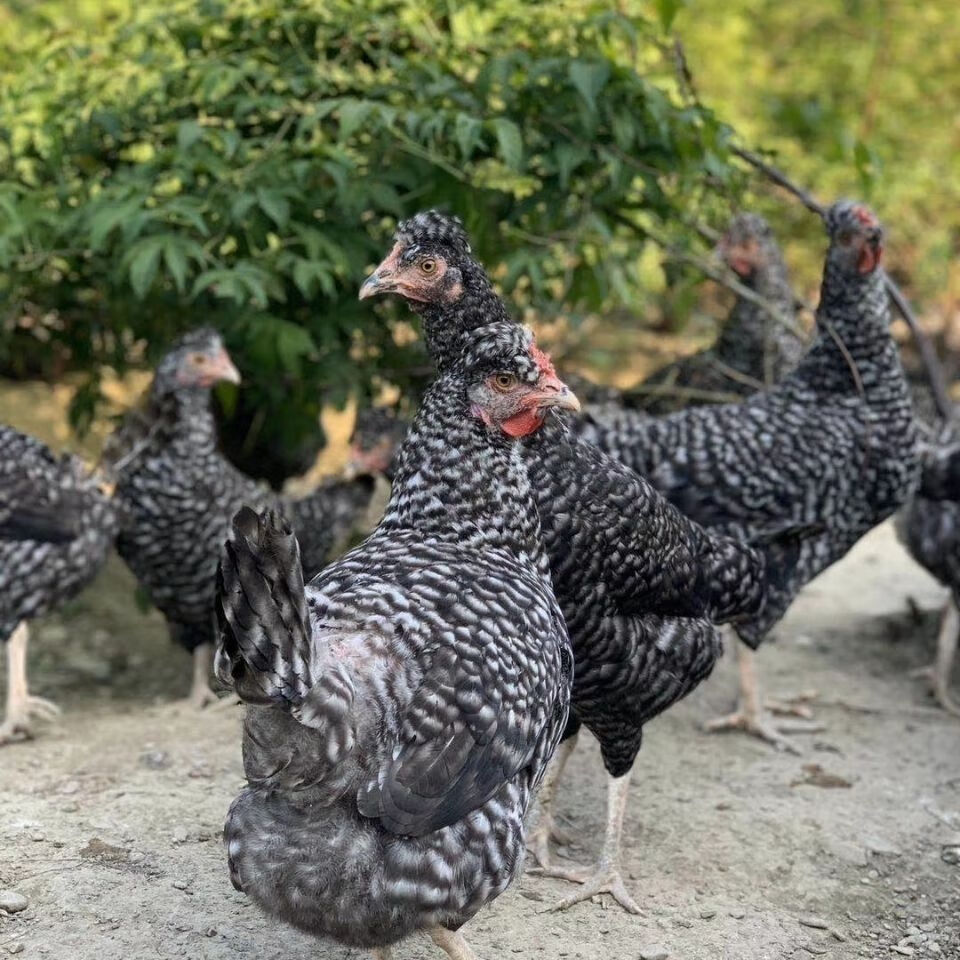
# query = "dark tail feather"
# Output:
<box><xmin>215</xmin><ymin>506</ymin><xmax>313</xmax><ymax>707</ymax></box>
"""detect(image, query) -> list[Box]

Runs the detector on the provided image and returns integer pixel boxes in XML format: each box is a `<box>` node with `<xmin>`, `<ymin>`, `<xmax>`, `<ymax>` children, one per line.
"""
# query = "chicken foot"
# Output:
<box><xmin>0</xmin><ymin>622</ymin><xmax>61</xmax><ymax>745</ymax></box>
<box><xmin>527</xmin><ymin>732</ymin><xmax>579</xmax><ymax>868</ymax></box>
<box><xmin>429</xmin><ymin>926</ymin><xmax>480</xmax><ymax>960</ymax></box>
<box><xmin>910</xmin><ymin>601</ymin><xmax>960</xmax><ymax>716</ymax></box>
<box><xmin>530</xmin><ymin>768</ymin><xmax>642</xmax><ymax>915</ymax></box>
<box><xmin>704</xmin><ymin>641</ymin><xmax>823</xmax><ymax>753</ymax></box>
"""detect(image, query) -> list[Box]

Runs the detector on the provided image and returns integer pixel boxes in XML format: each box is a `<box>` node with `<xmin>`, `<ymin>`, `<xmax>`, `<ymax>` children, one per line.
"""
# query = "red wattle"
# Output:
<box><xmin>501</xmin><ymin>408</ymin><xmax>546</xmax><ymax>437</ymax></box>
<box><xmin>857</xmin><ymin>245</ymin><xmax>882</xmax><ymax>274</ymax></box>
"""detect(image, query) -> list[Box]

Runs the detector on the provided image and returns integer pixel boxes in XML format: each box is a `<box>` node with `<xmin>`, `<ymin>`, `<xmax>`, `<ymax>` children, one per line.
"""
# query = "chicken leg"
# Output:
<box><xmin>530</xmin><ymin>768</ymin><xmax>641</xmax><ymax>914</ymax></box>
<box><xmin>527</xmin><ymin>731</ymin><xmax>579</xmax><ymax>868</ymax></box>
<box><xmin>0</xmin><ymin>622</ymin><xmax>61</xmax><ymax>745</ymax></box>
<box><xmin>911</xmin><ymin>600</ymin><xmax>960</xmax><ymax>716</ymax></box>
<box><xmin>429</xmin><ymin>926</ymin><xmax>479</xmax><ymax>960</ymax></box>
<box><xmin>704</xmin><ymin>641</ymin><xmax>822</xmax><ymax>753</ymax></box>
<box><xmin>181</xmin><ymin>642</ymin><xmax>222</xmax><ymax>709</ymax></box>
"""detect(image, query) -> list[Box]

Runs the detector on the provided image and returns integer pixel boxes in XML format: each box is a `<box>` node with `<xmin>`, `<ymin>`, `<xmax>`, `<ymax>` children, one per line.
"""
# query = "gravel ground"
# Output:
<box><xmin>1</xmin><ymin>521</ymin><xmax>959</xmax><ymax>960</ymax></box>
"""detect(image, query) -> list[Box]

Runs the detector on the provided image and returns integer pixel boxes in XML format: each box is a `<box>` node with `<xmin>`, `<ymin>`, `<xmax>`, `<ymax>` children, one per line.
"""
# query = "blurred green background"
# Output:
<box><xmin>1</xmin><ymin>0</ymin><xmax>957</xmax><ymax>478</ymax></box>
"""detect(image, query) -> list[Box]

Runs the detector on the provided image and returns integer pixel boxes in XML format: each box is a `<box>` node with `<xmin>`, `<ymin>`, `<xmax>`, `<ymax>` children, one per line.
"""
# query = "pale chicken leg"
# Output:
<box><xmin>704</xmin><ymin>640</ymin><xmax>822</xmax><ymax>753</ymax></box>
<box><xmin>527</xmin><ymin>731</ymin><xmax>579</xmax><ymax>868</ymax></box>
<box><xmin>911</xmin><ymin>600</ymin><xmax>960</xmax><ymax>716</ymax></box>
<box><xmin>0</xmin><ymin>622</ymin><xmax>61</xmax><ymax>745</ymax></box>
<box><xmin>531</xmin><ymin>768</ymin><xmax>641</xmax><ymax>914</ymax></box>
<box><xmin>430</xmin><ymin>928</ymin><xmax>480</xmax><ymax>960</ymax></box>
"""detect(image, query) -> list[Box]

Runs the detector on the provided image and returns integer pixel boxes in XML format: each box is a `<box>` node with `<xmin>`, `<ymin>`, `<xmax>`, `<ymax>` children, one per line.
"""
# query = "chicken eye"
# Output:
<box><xmin>420</xmin><ymin>258</ymin><xmax>437</xmax><ymax>275</ymax></box>
<box><xmin>492</xmin><ymin>373</ymin><xmax>518</xmax><ymax>392</ymax></box>
<box><xmin>190</xmin><ymin>353</ymin><xmax>206</xmax><ymax>365</ymax></box>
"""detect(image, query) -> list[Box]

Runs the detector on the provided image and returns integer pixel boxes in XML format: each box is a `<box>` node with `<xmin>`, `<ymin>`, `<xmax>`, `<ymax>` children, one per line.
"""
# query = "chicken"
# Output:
<box><xmin>360</xmin><ymin>211</ymin><xmax>810</xmax><ymax>912</ymax></box>
<box><xmin>216</xmin><ymin>322</ymin><xmax>575</xmax><ymax>960</ymax></box>
<box><xmin>568</xmin><ymin>213</ymin><xmax>804</xmax><ymax>413</ymax></box>
<box><xmin>574</xmin><ymin>202</ymin><xmax>920</xmax><ymax>747</ymax></box>
<box><xmin>897</xmin><ymin>427</ymin><xmax>960</xmax><ymax>714</ymax></box>
<box><xmin>105</xmin><ymin>329</ymin><xmax>395</xmax><ymax>707</ymax></box>
<box><xmin>0</xmin><ymin>425</ymin><xmax>118</xmax><ymax>743</ymax></box>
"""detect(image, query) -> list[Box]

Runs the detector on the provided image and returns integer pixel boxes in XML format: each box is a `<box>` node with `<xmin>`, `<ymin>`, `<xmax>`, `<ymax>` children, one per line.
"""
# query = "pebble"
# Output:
<box><xmin>928</xmin><ymin>942</ymin><xmax>942</xmax><ymax>954</ymax></box>
<box><xmin>639</xmin><ymin>947</ymin><xmax>669</xmax><ymax>960</ymax></box>
<box><xmin>729</xmin><ymin>910</ymin><xmax>745</xmax><ymax>920</ymax></box>
<box><xmin>0</xmin><ymin>891</ymin><xmax>29</xmax><ymax>914</ymax></box>
<box><xmin>172</xmin><ymin>826</ymin><xmax>190</xmax><ymax>844</ymax></box>
<box><xmin>799</xmin><ymin>916</ymin><xmax>829</xmax><ymax>930</ymax></box>
<box><xmin>140</xmin><ymin>750</ymin><xmax>171</xmax><ymax>770</ymax></box>
<box><xmin>699</xmin><ymin>909</ymin><xmax>716</xmax><ymax>920</ymax></box>
<box><xmin>204</xmin><ymin>927</ymin><xmax>217</xmax><ymax>938</ymax></box>
<box><xmin>941</xmin><ymin>846</ymin><xmax>960</xmax><ymax>866</ymax></box>
<box><xmin>7</xmin><ymin>944</ymin><xmax>24</xmax><ymax>955</ymax></box>
<box><xmin>30</xmin><ymin>832</ymin><xmax>45</xmax><ymax>842</ymax></box>
<box><xmin>60</xmin><ymin>802</ymin><xmax>79</xmax><ymax>813</ymax></box>
<box><xmin>60</xmin><ymin>779</ymin><xmax>81</xmax><ymax>795</ymax></box>
<box><xmin>891</xmin><ymin>948</ymin><xmax>915</xmax><ymax>957</ymax></box>
<box><xmin>171</xmin><ymin>880</ymin><xmax>189</xmax><ymax>891</ymax></box>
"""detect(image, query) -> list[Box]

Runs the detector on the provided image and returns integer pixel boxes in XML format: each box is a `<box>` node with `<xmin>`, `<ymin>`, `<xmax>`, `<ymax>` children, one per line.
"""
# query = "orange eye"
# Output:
<box><xmin>420</xmin><ymin>258</ymin><xmax>437</xmax><ymax>274</ymax></box>
<box><xmin>190</xmin><ymin>353</ymin><xmax>206</xmax><ymax>365</ymax></box>
<box><xmin>492</xmin><ymin>373</ymin><xmax>517</xmax><ymax>392</ymax></box>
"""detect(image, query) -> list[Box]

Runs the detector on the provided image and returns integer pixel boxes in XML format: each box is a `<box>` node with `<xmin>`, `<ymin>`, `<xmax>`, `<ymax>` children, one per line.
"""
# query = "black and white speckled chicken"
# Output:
<box><xmin>216</xmin><ymin>323</ymin><xmax>574</xmax><ymax>960</ymax></box>
<box><xmin>575</xmin><ymin>202</ymin><xmax>920</xmax><ymax>747</ymax></box>
<box><xmin>897</xmin><ymin>425</ymin><xmax>960</xmax><ymax>714</ymax></box>
<box><xmin>568</xmin><ymin>213</ymin><xmax>804</xmax><ymax>414</ymax></box>
<box><xmin>0</xmin><ymin>425</ymin><xmax>119</xmax><ymax>743</ymax></box>
<box><xmin>360</xmin><ymin>211</ymin><xmax>810</xmax><ymax>913</ymax></box>
<box><xmin>106</xmin><ymin>329</ymin><xmax>391</xmax><ymax>707</ymax></box>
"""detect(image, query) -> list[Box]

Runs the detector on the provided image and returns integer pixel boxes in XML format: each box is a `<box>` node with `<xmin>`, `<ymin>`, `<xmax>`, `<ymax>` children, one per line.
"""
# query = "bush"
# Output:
<box><xmin>0</xmin><ymin>0</ymin><xmax>742</xmax><ymax>476</ymax></box>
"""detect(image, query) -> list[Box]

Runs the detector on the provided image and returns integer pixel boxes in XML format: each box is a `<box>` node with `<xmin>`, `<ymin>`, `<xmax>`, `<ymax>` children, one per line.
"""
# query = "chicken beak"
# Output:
<box><xmin>533</xmin><ymin>372</ymin><xmax>581</xmax><ymax>414</ymax></box>
<box><xmin>359</xmin><ymin>243</ymin><xmax>403</xmax><ymax>300</ymax></box>
<box><xmin>210</xmin><ymin>348</ymin><xmax>242</xmax><ymax>385</ymax></box>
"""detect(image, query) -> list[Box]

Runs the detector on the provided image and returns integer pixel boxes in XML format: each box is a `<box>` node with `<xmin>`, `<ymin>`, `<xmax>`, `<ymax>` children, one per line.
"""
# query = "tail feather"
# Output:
<box><xmin>215</xmin><ymin>506</ymin><xmax>313</xmax><ymax>706</ymax></box>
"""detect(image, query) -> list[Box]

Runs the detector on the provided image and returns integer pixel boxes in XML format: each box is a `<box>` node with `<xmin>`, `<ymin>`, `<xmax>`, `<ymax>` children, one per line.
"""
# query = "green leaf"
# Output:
<box><xmin>491</xmin><ymin>117</ymin><xmax>523</xmax><ymax>171</ymax></box>
<box><xmin>568</xmin><ymin>61</ymin><xmax>610</xmax><ymax>112</ymax></box>
<box><xmin>454</xmin><ymin>113</ymin><xmax>483</xmax><ymax>160</ymax></box>
<box><xmin>256</xmin><ymin>188</ymin><xmax>291</xmax><ymax>229</ymax></box>
<box><xmin>654</xmin><ymin>0</ymin><xmax>684</xmax><ymax>31</ymax></box>
<box><xmin>176</xmin><ymin>120</ymin><xmax>203</xmax><ymax>151</ymax></box>
<box><xmin>337</xmin><ymin>99</ymin><xmax>374</xmax><ymax>140</ymax></box>
<box><xmin>123</xmin><ymin>235</ymin><xmax>166</xmax><ymax>299</ymax></box>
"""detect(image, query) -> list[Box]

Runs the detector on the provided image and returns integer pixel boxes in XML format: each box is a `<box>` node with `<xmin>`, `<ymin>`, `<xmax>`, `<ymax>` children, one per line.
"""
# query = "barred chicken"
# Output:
<box><xmin>216</xmin><ymin>323</ymin><xmax>574</xmax><ymax>960</ymax></box>
<box><xmin>106</xmin><ymin>329</ymin><xmax>394</xmax><ymax>707</ymax></box>
<box><xmin>0</xmin><ymin>425</ymin><xmax>118</xmax><ymax>743</ymax></box>
<box><xmin>360</xmin><ymin>211</ymin><xmax>809</xmax><ymax>912</ymax></box>
<box><xmin>575</xmin><ymin>202</ymin><xmax>920</xmax><ymax>747</ymax></box>
<box><xmin>897</xmin><ymin>427</ymin><xmax>960</xmax><ymax>714</ymax></box>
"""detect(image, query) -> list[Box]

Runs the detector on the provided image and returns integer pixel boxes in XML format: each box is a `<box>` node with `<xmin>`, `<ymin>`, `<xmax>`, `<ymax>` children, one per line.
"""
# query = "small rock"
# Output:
<box><xmin>823</xmin><ymin>836</ymin><xmax>870</xmax><ymax>866</ymax></box>
<box><xmin>7</xmin><ymin>944</ymin><xmax>24</xmax><ymax>955</ymax></box>
<box><xmin>866</xmin><ymin>837</ymin><xmax>902</xmax><ymax>857</ymax></box>
<box><xmin>60</xmin><ymin>802</ymin><xmax>79</xmax><ymax>813</ymax></box>
<box><xmin>927</xmin><ymin>942</ymin><xmax>941</xmax><ymax>954</ymax></box>
<box><xmin>59</xmin><ymin>779</ymin><xmax>81</xmax><ymax>796</ymax></box>
<box><xmin>799</xmin><ymin>916</ymin><xmax>829</xmax><ymax>930</ymax></box>
<box><xmin>941</xmin><ymin>845</ymin><xmax>960</xmax><ymax>866</ymax></box>
<box><xmin>729</xmin><ymin>910</ymin><xmax>745</xmax><ymax>919</ymax></box>
<box><xmin>639</xmin><ymin>947</ymin><xmax>669</xmax><ymax>960</ymax></box>
<box><xmin>700</xmin><ymin>909</ymin><xmax>716</xmax><ymax>920</ymax></box>
<box><xmin>30</xmin><ymin>832</ymin><xmax>45</xmax><ymax>842</ymax></box>
<box><xmin>0</xmin><ymin>891</ymin><xmax>29</xmax><ymax>914</ymax></box>
<box><xmin>204</xmin><ymin>927</ymin><xmax>217</xmax><ymax>938</ymax></box>
<box><xmin>891</xmin><ymin>948</ymin><xmax>915</xmax><ymax>957</ymax></box>
<box><xmin>172</xmin><ymin>826</ymin><xmax>190</xmax><ymax>844</ymax></box>
<box><xmin>172</xmin><ymin>880</ymin><xmax>189</xmax><ymax>891</ymax></box>
<box><xmin>140</xmin><ymin>750</ymin><xmax>171</xmax><ymax>770</ymax></box>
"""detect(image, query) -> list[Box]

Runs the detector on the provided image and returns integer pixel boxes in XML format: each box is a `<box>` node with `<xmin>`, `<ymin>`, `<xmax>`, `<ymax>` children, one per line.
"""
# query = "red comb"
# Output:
<box><xmin>530</xmin><ymin>343</ymin><xmax>558</xmax><ymax>378</ymax></box>
<box><xmin>852</xmin><ymin>206</ymin><xmax>879</xmax><ymax>229</ymax></box>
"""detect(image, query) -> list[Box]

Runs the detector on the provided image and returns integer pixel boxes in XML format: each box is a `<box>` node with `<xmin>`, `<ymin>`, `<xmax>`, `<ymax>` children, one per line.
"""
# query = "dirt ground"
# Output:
<box><xmin>1</xmin><ymin>520</ymin><xmax>959</xmax><ymax>960</ymax></box>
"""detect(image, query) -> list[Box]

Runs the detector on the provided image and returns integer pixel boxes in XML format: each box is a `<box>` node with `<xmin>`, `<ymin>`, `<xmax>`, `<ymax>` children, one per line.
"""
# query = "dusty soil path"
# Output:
<box><xmin>1</xmin><ymin>522</ymin><xmax>959</xmax><ymax>960</ymax></box>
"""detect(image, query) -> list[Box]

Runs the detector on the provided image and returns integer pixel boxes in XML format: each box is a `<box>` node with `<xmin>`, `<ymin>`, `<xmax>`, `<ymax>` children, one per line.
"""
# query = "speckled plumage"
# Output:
<box><xmin>576</xmin><ymin>202</ymin><xmax>920</xmax><ymax>645</ymax></box>
<box><xmin>365</xmin><ymin>211</ymin><xmax>803</xmax><ymax>785</ymax></box>
<box><xmin>0</xmin><ymin>425</ymin><xmax>118</xmax><ymax>643</ymax></box>
<box><xmin>108</xmin><ymin>330</ymin><xmax>382</xmax><ymax>660</ymax></box>
<box><xmin>216</xmin><ymin>324</ymin><xmax>572</xmax><ymax>950</ymax></box>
